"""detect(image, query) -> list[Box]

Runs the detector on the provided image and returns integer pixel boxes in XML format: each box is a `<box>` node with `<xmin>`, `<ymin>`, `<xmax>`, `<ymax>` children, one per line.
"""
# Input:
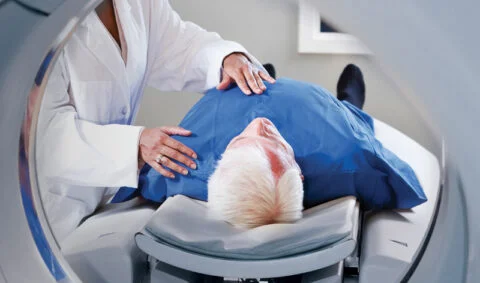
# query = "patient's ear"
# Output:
<box><xmin>300</xmin><ymin>173</ymin><xmax>304</xmax><ymax>181</ymax></box>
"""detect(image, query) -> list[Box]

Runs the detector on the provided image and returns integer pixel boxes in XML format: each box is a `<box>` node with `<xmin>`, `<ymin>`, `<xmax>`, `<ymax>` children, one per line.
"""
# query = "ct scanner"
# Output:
<box><xmin>0</xmin><ymin>0</ymin><xmax>477</xmax><ymax>282</ymax></box>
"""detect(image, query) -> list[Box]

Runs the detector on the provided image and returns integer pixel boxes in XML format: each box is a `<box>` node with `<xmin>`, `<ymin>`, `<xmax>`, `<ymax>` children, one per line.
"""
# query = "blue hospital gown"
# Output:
<box><xmin>113</xmin><ymin>78</ymin><xmax>427</xmax><ymax>210</ymax></box>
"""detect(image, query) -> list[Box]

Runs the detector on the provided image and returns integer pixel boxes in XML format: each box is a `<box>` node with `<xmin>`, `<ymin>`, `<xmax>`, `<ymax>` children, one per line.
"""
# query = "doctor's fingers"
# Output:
<box><xmin>259</xmin><ymin>70</ymin><xmax>276</xmax><ymax>84</ymax></box>
<box><xmin>158</xmin><ymin>146</ymin><xmax>197</xmax><ymax>170</ymax></box>
<box><xmin>161</xmin><ymin>135</ymin><xmax>197</xmax><ymax>159</ymax></box>
<box><xmin>253</xmin><ymin>71</ymin><xmax>266</xmax><ymax>92</ymax></box>
<box><xmin>217</xmin><ymin>72</ymin><xmax>234</xmax><ymax>90</ymax></box>
<box><xmin>155</xmin><ymin>154</ymin><xmax>189</xmax><ymax>176</ymax></box>
<box><xmin>243</xmin><ymin>68</ymin><xmax>264</xmax><ymax>94</ymax></box>
<box><xmin>231</xmin><ymin>71</ymin><xmax>252</xmax><ymax>95</ymax></box>
<box><xmin>148</xmin><ymin>161</ymin><xmax>175</xmax><ymax>179</ymax></box>
<box><xmin>160</xmin><ymin>126</ymin><xmax>192</xmax><ymax>136</ymax></box>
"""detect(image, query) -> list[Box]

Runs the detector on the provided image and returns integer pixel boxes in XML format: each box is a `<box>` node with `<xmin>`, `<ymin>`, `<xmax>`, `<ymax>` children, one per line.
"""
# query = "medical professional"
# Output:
<box><xmin>36</xmin><ymin>0</ymin><xmax>275</xmax><ymax>242</ymax></box>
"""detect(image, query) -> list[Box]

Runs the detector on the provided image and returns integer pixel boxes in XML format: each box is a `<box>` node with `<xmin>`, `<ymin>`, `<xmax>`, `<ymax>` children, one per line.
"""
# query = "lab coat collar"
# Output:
<box><xmin>79</xmin><ymin>0</ymin><xmax>131</xmax><ymax>28</ymax></box>
<box><xmin>79</xmin><ymin>11</ymin><xmax>95</xmax><ymax>28</ymax></box>
<box><xmin>77</xmin><ymin>6</ymin><xmax>131</xmax><ymax>108</ymax></box>
<box><xmin>82</xmin><ymin>14</ymin><xmax>127</xmax><ymax>80</ymax></box>
<box><xmin>114</xmin><ymin>0</ymin><xmax>131</xmax><ymax>12</ymax></box>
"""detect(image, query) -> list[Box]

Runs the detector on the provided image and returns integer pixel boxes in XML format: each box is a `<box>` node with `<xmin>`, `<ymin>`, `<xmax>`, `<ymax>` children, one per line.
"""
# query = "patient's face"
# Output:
<box><xmin>226</xmin><ymin>118</ymin><xmax>302</xmax><ymax>180</ymax></box>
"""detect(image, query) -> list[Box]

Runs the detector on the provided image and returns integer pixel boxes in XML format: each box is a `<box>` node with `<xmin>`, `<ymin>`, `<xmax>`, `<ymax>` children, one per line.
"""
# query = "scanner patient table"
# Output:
<box><xmin>61</xmin><ymin>119</ymin><xmax>441</xmax><ymax>283</ymax></box>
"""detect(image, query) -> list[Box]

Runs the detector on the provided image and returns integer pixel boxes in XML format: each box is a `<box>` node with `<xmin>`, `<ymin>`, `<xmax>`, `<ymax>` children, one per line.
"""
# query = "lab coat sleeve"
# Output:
<box><xmin>145</xmin><ymin>0</ymin><xmax>265</xmax><ymax>92</ymax></box>
<box><xmin>36</xmin><ymin>55</ymin><xmax>143</xmax><ymax>188</ymax></box>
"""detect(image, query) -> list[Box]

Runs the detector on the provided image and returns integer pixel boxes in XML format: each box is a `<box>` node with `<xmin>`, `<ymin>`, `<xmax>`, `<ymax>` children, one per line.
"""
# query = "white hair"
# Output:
<box><xmin>208</xmin><ymin>145</ymin><xmax>303</xmax><ymax>228</ymax></box>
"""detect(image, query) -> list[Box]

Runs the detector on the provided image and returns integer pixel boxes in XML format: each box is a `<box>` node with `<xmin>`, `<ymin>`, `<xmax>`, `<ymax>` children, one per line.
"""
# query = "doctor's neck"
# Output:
<box><xmin>94</xmin><ymin>0</ymin><xmax>121</xmax><ymax>48</ymax></box>
<box><xmin>95</xmin><ymin>0</ymin><xmax>110</xmax><ymax>14</ymax></box>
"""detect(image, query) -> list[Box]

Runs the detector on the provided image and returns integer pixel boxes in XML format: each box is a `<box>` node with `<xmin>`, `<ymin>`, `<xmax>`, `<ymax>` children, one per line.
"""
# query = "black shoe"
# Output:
<box><xmin>263</xmin><ymin>63</ymin><xmax>276</xmax><ymax>79</ymax></box>
<box><xmin>336</xmin><ymin>64</ymin><xmax>366</xmax><ymax>109</ymax></box>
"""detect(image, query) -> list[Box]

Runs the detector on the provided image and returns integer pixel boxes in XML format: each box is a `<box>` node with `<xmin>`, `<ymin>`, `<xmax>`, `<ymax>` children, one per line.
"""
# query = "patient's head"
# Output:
<box><xmin>208</xmin><ymin>118</ymin><xmax>304</xmax><ymax>228</ymax></box>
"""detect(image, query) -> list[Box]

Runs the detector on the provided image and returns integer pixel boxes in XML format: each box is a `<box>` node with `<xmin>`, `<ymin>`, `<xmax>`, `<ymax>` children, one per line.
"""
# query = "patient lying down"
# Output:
<box><xmin>208</xmin><ymin>117</ymin><xmax>304</xmax><ymax>228</ymax></box>
<box><xmin>113</xmin><ymin>64</ymin><xmax>427</xmax><ymax>229</ymax></box>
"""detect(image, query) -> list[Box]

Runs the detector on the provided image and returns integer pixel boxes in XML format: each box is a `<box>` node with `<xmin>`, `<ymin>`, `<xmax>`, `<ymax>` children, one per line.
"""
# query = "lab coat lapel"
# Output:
<box><xmin>115</xmin><ymin>0</ymin><xmax>148</xmax><ymax>108</ymax></box>
<box><xmin>80</xmin><ymin>13</ymin><xmax>130</xmax><ymax>104</ymax></box>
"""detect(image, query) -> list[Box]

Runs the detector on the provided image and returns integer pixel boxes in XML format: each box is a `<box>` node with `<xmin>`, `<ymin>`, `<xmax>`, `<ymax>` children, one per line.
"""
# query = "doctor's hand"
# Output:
<box><xmin>217</xmin><ymin>52</ymin><xmax>275</xmax><ymax>95</ymax></box>
<box><xmin>138</xmin><ymin>127</ymin><xmax>197</xmax><ymax>179</ymax></box>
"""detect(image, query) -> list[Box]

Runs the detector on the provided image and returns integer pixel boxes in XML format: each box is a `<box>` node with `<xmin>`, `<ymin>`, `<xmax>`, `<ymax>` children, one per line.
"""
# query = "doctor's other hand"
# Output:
<box><xmin>217</xmin><ymin>52</ymin><xmax>275</xmax><ymax>95</ymax></box>
<box><xmin>138</xmin><ymin>126</ymin><xmax>197</xmax><ymax>179</ymax></box>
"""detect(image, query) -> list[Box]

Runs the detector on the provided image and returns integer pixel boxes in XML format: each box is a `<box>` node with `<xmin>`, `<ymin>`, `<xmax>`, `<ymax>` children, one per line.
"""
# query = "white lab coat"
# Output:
<box><xmin>36</xmin><ymin>0</ymin><xmax>264</xmax><ymax>242</ymax></box>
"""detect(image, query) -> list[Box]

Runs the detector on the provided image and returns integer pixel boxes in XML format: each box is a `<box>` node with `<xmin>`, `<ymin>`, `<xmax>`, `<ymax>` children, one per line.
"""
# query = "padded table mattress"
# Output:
<box><xmin>142</xmin><ymin>195</ymin><xmax>359</xmax><ymax>260</ymax></box>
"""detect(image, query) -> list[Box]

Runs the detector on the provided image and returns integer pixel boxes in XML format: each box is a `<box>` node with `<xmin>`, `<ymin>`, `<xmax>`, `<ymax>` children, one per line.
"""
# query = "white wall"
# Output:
<box><xmin>136</xmin><ymin>0</ymin><xmax>441</xmax><ymax>157</ymax></box>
